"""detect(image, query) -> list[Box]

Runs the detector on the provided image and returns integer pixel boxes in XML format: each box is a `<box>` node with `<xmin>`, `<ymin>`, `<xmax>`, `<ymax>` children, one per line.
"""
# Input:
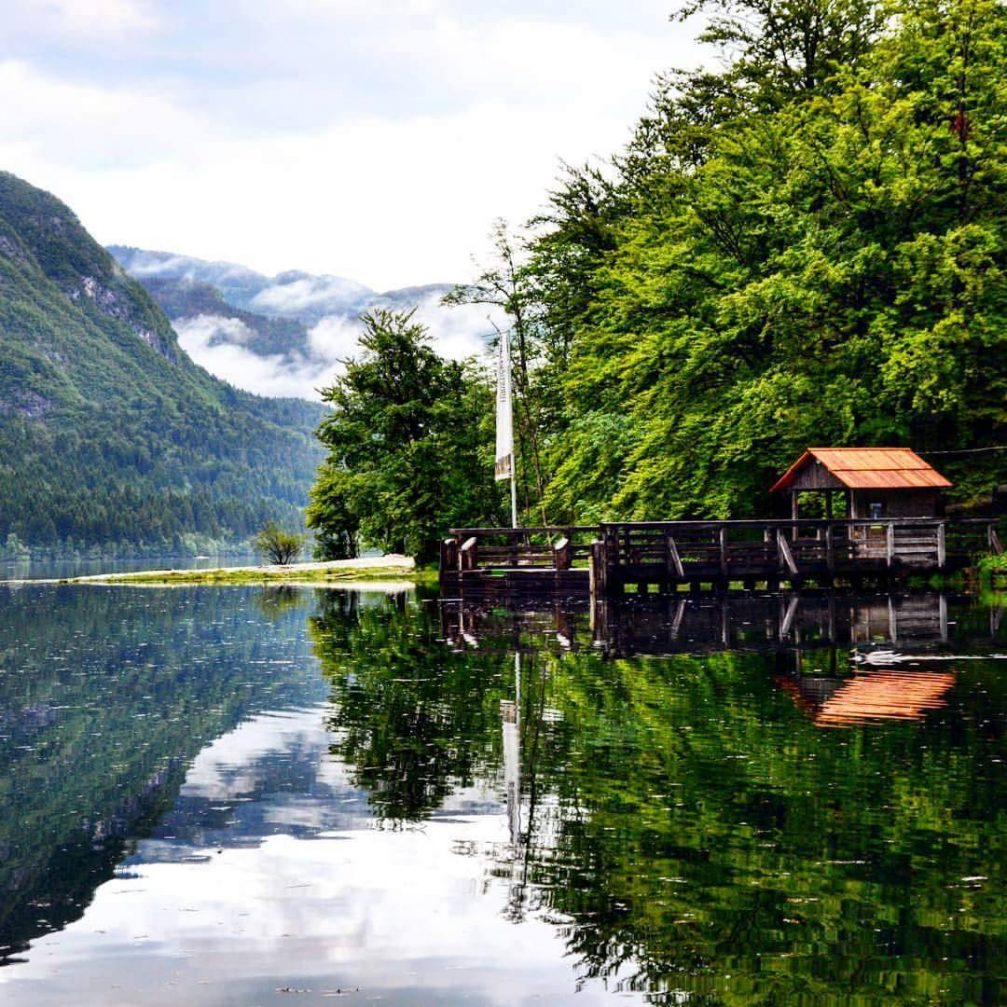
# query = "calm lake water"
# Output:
<box><xmin>0</xmin><ymin>585</ymin><xmax>1004</xmax><ymax>1005</ymax></box>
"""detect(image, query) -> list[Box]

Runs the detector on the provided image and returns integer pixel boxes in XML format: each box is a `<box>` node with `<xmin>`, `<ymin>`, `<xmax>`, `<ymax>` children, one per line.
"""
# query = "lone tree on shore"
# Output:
<box><xmin>306</xmin><ymin>309</ymin><xmax>498</xmax><ymax>564</ymax></box>
<box><xmin>254</xmin><ymin>523</ymin><xmax>304</xmax><ymax>565</ymax></box>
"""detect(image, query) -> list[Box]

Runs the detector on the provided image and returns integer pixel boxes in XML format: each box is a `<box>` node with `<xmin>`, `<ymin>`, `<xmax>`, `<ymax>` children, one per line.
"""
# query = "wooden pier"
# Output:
<box><xmin>439</xmin><ymin>517</ymin><xmax>1004</xmax><ymax>597</ymax></box>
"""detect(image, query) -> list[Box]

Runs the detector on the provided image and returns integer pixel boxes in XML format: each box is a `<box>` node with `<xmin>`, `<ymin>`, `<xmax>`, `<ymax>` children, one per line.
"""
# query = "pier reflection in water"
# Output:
<box><xmin>443</xmin><ymin>590</ymin><xmax>1001</xmax><ymax>726</ymax></box>
<box><xmin>1</xmin><ymin>586</ymin><xmax>1006</xmax><ymax>1006</ymax></box>
<box><xmin>442</xmin><ymin>590</ymin><xmax>973</xmax><ymax>656</ymax></box>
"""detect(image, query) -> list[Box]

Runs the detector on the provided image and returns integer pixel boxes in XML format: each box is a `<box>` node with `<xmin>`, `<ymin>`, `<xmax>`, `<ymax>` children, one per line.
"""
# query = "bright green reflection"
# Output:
<box><xmin>313</xmin><ymin>592</ymin><xmax>1007</xmax><ymax>1006</ymax></box>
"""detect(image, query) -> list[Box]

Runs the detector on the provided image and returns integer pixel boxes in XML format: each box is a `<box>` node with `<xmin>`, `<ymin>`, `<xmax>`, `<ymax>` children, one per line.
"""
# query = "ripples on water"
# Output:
<box><xmin>0</xmin><ymin>585</ymin><xmax>1004</xmax><ymax>1005</ymax></box>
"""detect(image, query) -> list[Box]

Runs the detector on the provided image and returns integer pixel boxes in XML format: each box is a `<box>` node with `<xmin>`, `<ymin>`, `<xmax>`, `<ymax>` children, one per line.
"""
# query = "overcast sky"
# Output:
<box><xmin>1</xmin><ymin>1</ymin><xmax>703</xmax><ymax>290</ymax></box>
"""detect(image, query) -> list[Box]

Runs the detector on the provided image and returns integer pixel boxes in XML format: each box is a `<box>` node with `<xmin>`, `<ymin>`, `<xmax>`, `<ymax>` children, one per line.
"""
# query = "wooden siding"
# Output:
<box><xmin>786</xmin><ymin>460</ymin><xmax>846</xmax><ymax>491</ymax></box>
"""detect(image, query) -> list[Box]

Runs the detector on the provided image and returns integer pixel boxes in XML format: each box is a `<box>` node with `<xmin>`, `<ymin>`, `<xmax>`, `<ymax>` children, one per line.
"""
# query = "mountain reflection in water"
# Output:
<box><xmin>0</xmin><ymin>585</ymin><xmax>1004</xmax><ymax>1006</ymax></box>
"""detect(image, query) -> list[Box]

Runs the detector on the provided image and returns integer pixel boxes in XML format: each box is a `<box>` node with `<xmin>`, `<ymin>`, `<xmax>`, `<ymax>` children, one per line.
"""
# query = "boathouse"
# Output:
<box><xmin>770</xmin><ymin>447</ymin><xmax>951</xmax><ymax>521</ymax></box>
<box><xmin>440</xmin><ymin>447</ymin><xmax>1002</xmax><ymax>596</ymax></box>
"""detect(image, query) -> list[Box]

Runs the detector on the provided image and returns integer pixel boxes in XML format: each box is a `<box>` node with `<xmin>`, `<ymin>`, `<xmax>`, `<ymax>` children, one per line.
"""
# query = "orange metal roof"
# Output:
<box><xmin>770</xmin><ymin>447</ymin><xmax>952</xmax><ymax>493</ymax></box>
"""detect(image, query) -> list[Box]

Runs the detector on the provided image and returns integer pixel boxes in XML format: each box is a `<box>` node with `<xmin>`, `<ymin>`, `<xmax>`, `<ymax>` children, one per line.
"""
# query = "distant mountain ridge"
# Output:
<box><xmin>0</xmin><ymin>172</ymin><xmax>324</xmax><ymax>553</ymax></box>
<box><xmin>110</xmin><ymin>244</ymin><xmax>454</xmax><ymax>321</ymax></box>
<box><xmin>108</xmin><ymin>246</ymin><xmax>491</xmax><ymax>400</ymax></box>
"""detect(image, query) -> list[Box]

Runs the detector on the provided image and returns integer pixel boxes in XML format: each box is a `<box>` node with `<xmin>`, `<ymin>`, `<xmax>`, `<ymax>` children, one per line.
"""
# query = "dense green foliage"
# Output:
<box><xmin>0</xmin><ymin>173</ymin><xmax>325</xmax><ymax>553</ymax></box>
<box><xmin>439</xmin><ymin>0</ymin><xmax>1007</xmax><ymax>527</ymax></box>
<box><xmin>307</xmin><ymin>309</ymin><xmax>500</xmax><ymax>562</ymax></box>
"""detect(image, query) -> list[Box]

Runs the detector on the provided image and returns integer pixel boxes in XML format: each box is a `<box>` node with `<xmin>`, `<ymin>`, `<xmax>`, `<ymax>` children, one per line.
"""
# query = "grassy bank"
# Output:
<box><xmin>55</xmin><ymin>555</ymin><xmax>429</xmax><ymax>587</ymax></box>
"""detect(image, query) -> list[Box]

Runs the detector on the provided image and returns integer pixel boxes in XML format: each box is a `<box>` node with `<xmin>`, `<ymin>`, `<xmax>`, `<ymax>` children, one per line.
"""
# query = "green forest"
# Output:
<box><xmin>310</xmin><ymin>0</ymin><xmax>1007</xmax><ymax>560</ymax></box>
<box><xmin>0</xmin><ymin>172</ymin><xmax>324</xmax><ymax>557</ymax></box>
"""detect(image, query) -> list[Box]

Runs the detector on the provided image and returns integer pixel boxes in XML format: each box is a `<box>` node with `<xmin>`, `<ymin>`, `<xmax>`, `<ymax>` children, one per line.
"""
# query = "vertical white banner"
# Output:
<box><xmin>495</xmin><ymin>329</ymin><xmax>514</xmax><ymax>482</ymax></box>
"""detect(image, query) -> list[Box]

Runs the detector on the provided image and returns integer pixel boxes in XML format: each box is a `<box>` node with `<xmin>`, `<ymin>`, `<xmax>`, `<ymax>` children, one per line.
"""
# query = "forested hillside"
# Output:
<box><xmin>308</xmin><ymin>0</ymin><xmax>1007</xmax><ymax>557</ymax></box>
<box><xmin>0</xmin><ymin>172</ymin><xmax>324</xmax><ymax>555</ymax></box>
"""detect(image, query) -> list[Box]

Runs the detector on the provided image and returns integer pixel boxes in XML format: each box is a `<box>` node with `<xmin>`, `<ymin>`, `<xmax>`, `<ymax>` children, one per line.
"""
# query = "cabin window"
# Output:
<box><xmin>868</xmin><ymin>501</ymin><xmax>885</xmax><ymax>520</ymax></box>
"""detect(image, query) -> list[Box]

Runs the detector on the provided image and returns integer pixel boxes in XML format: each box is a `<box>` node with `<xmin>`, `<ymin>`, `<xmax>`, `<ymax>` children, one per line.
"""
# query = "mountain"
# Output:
<box><xmin>108</xmin><ymin>246</ymin><xmax>380</xmax><ymax>323</ymax></box>
<box><xmin>0</xmin><ymin>172</ymin><xmax>325</xmax><ymax>554</ymax></box>
<box><xmin>108</xmin><ymin>246</ymin><xmax>491</xmax><ymax>400</ymax></box>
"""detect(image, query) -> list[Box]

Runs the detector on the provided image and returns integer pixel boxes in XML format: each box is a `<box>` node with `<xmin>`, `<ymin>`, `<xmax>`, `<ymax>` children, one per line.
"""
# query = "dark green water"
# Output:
<box><xmin>0</xmin><ymin>585</ymin><xmax>1004</xmax><ymax>1005</ymax></box>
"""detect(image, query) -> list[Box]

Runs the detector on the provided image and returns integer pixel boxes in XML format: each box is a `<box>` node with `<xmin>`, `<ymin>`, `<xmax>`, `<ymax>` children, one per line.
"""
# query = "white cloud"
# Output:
<box><xmin>411</xmin><ymin>293</ymin><xmax>497</xmax><ymax>362</ymax></box>
<box><xmin>0</xmin><ymin>4</ymin><xmax>703</xmax><ymax>289</ymax></box>
<box><xmin>173</xmin><ymin>294</ymin><xmax>494</xmax><ymax>399</ymax></box>
<box><xmin>19</xmin><ymin>0</ymin><xmax>158</xmax><ymax>36</ymax></box>
<box><xmin>0</xmin><ymin>60</ymin><xmax>204</xmax><ymax>168</ymax></box>
<box><xmin>303</xmin><ymin>295</ymin><xmax>495</xmax><ymax>371</ymax></box>
<box><xmin>306</xmin><ymin>315</ymin><xmax>365</xmax><ymax>363</ymax></box>
<box><xmin>250</xmin><ymin>275</ymin><xmax>372</xmax><ymax>317</ymax></box>
<box><xmin>174</xmin><ymin>315</ymin><xmax>340</xmax><ymax>399</ymax></box>
<box><xmin>2</xmin><ymin>97</ymin><xmax>628</xmax><ymax>289</ymax></box>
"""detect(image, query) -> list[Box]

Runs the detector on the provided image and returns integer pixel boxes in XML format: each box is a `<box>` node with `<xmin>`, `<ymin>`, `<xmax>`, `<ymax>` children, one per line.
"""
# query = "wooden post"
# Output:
<box><xmin>886</xmin><ymin>523</ymin><xmax>895</xmax><ymax>567</ymax></box>
<box><xmin>670</xmin><ymin>598</ymin><xmax>686</xmax><ymax>640</ymax></box>
<box><xmin>666</xmin><ymin>535</ymin><xmax>684</xmax><ymax>579</ymax></box>
<box><xmin>460</xmin><ymin>536</ymin><xmax>478</xmax><ymax>572</ymax></box>
<box><xmin>589</xmin><ymin>539</ymin><xmax>607</xmax><ymax>596</ymax></box>
<box><xmin>719</xmin><ymin>526</ymin><xmax>728</xmax><ymax>578</ymax></box>
<box><xmin>937</xmin><ymin>522</ymin><xmax>946</xmax><ymax>569</ymax></box>
<box><xmin>825</xmin><ymin>524</ymin><xmax>834</xmax><ymax>572</ymax></box>
<box><xmin>990</xmin><ymin>525</ymin><xmax>1004</xmax><ymax>556</ymax></box>
<box><xmin>440</xmin><ymin>538</ymin><xmax>458</xmax><ymax>581</ymax></box>
<box><xmin>553</xmin><ymin>537</ymin><xmax>571</xmax><ymax>571</ymax></box>
<box><xmin>777</xmin><ymin>530</ymin><xmax>798</xmax><ymax>575</ymax></box>
<box><xmin>780</xmin><ymin>595</ymin><xmax>799</xmax><ymax>638</ymax></box>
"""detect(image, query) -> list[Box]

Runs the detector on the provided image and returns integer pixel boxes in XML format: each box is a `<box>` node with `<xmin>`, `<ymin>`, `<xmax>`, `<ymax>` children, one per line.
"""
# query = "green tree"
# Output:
<box><xmin>253</xmin><ymin>522</ymin><xmax>304</xmax><ymax>565</ymax></box>
<box><xmin>307</xmin><ymin>309</ymin><xmax>499</xmax><ymax>563</ymax></box>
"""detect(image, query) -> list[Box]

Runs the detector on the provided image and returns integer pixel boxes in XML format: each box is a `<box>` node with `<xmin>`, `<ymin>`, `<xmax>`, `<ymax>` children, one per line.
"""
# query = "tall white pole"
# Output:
<box><xmin>511</xmin><ymin>465</ymin><xmax>519</xmax><ymax>530</ymax></box>
<box><xmin>495</xmin><ymin>328</ymin><xmax>519</xmax><ymax>529</ymax></box>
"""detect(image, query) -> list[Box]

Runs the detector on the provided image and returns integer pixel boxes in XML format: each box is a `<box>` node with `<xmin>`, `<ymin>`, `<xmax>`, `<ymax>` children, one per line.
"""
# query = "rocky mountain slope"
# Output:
<box><xmin>0</xmin><ymin>172</ymin><xmax>324</xmax><ymax>552</ymax></box>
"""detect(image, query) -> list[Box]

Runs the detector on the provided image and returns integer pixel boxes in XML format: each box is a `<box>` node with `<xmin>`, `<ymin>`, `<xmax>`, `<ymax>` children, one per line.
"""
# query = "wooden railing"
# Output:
<box><xmin>441</xmin><ymin>517</ymin><xmax>1005</xmax><ymax>591</ymax></box>
<box><xmin>441</xmin><ymin>526</ymin><xmax>597</xmax><ymax>573</ymax></box>
<box><xmin>599</xmin><ymin>518</ymin><xmax>1001</xmax><ymax>577</ymax></box>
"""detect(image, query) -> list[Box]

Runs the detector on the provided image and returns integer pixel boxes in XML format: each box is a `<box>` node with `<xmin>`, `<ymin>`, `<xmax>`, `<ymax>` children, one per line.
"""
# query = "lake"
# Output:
<box><xmin>0</xmin><ymin>584</ymin><xmax>1004</xmax><ymax>1005</ymax></box>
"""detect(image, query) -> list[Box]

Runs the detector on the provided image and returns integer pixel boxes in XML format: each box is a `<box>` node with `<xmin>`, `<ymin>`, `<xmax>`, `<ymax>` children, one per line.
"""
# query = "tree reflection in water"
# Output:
<box><xmin>312</xmin><ymin>589</ymin><xmax>1007</xmax><ymax>1006</ymax></box>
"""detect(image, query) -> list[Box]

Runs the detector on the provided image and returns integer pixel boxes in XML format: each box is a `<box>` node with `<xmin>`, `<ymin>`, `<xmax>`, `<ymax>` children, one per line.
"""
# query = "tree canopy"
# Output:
<box><xmin>522</xmin><ymin>0</ymin><xmax>1007</xmax><ymax>522</ymax></box>
<box><xmin>307</xmin><ymin>309</ymin><xmax>499</xmax><ymax>562</ymax></box>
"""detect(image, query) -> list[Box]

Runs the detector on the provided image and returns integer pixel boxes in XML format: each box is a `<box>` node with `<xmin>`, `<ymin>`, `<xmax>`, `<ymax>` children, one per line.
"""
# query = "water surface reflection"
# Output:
<box><xmin>0</xmin><ymin>586</ymin><xmax>1004</xmax><ymax>1005</ymax></box>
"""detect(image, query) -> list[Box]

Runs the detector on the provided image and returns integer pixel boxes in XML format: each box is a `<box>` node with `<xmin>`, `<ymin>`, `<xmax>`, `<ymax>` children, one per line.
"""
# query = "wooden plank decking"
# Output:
<box><xmin>439</xmin><ymin>518</ymin><xmax>1004</xmax><ymax>596</ymax></box>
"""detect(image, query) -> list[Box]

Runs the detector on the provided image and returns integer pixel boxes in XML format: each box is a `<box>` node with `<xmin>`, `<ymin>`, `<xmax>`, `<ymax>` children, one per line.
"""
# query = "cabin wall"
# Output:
<box><xmin>849</xmin><ymin>490</ymin><xmax>938</xmax><ymax>519</ymax></box>
<box><xmin>787</xmin><ymin>462</ymin><xmax>846</xmax><ymax>491</ymax></box>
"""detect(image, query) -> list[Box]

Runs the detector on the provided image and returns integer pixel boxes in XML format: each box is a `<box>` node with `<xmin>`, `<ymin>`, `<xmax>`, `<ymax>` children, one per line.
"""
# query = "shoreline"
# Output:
<box><xmin>1</xmin><ymin>554</ymin><xmax>426</xmax><ymax>587</ymax></box>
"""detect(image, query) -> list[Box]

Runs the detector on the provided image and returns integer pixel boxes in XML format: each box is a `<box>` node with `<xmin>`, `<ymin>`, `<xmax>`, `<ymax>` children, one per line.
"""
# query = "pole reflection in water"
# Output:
<box><xmin>502</xmin><ymin>652</ymin><xmax>521</xmax><ymax>845</ymax></box>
